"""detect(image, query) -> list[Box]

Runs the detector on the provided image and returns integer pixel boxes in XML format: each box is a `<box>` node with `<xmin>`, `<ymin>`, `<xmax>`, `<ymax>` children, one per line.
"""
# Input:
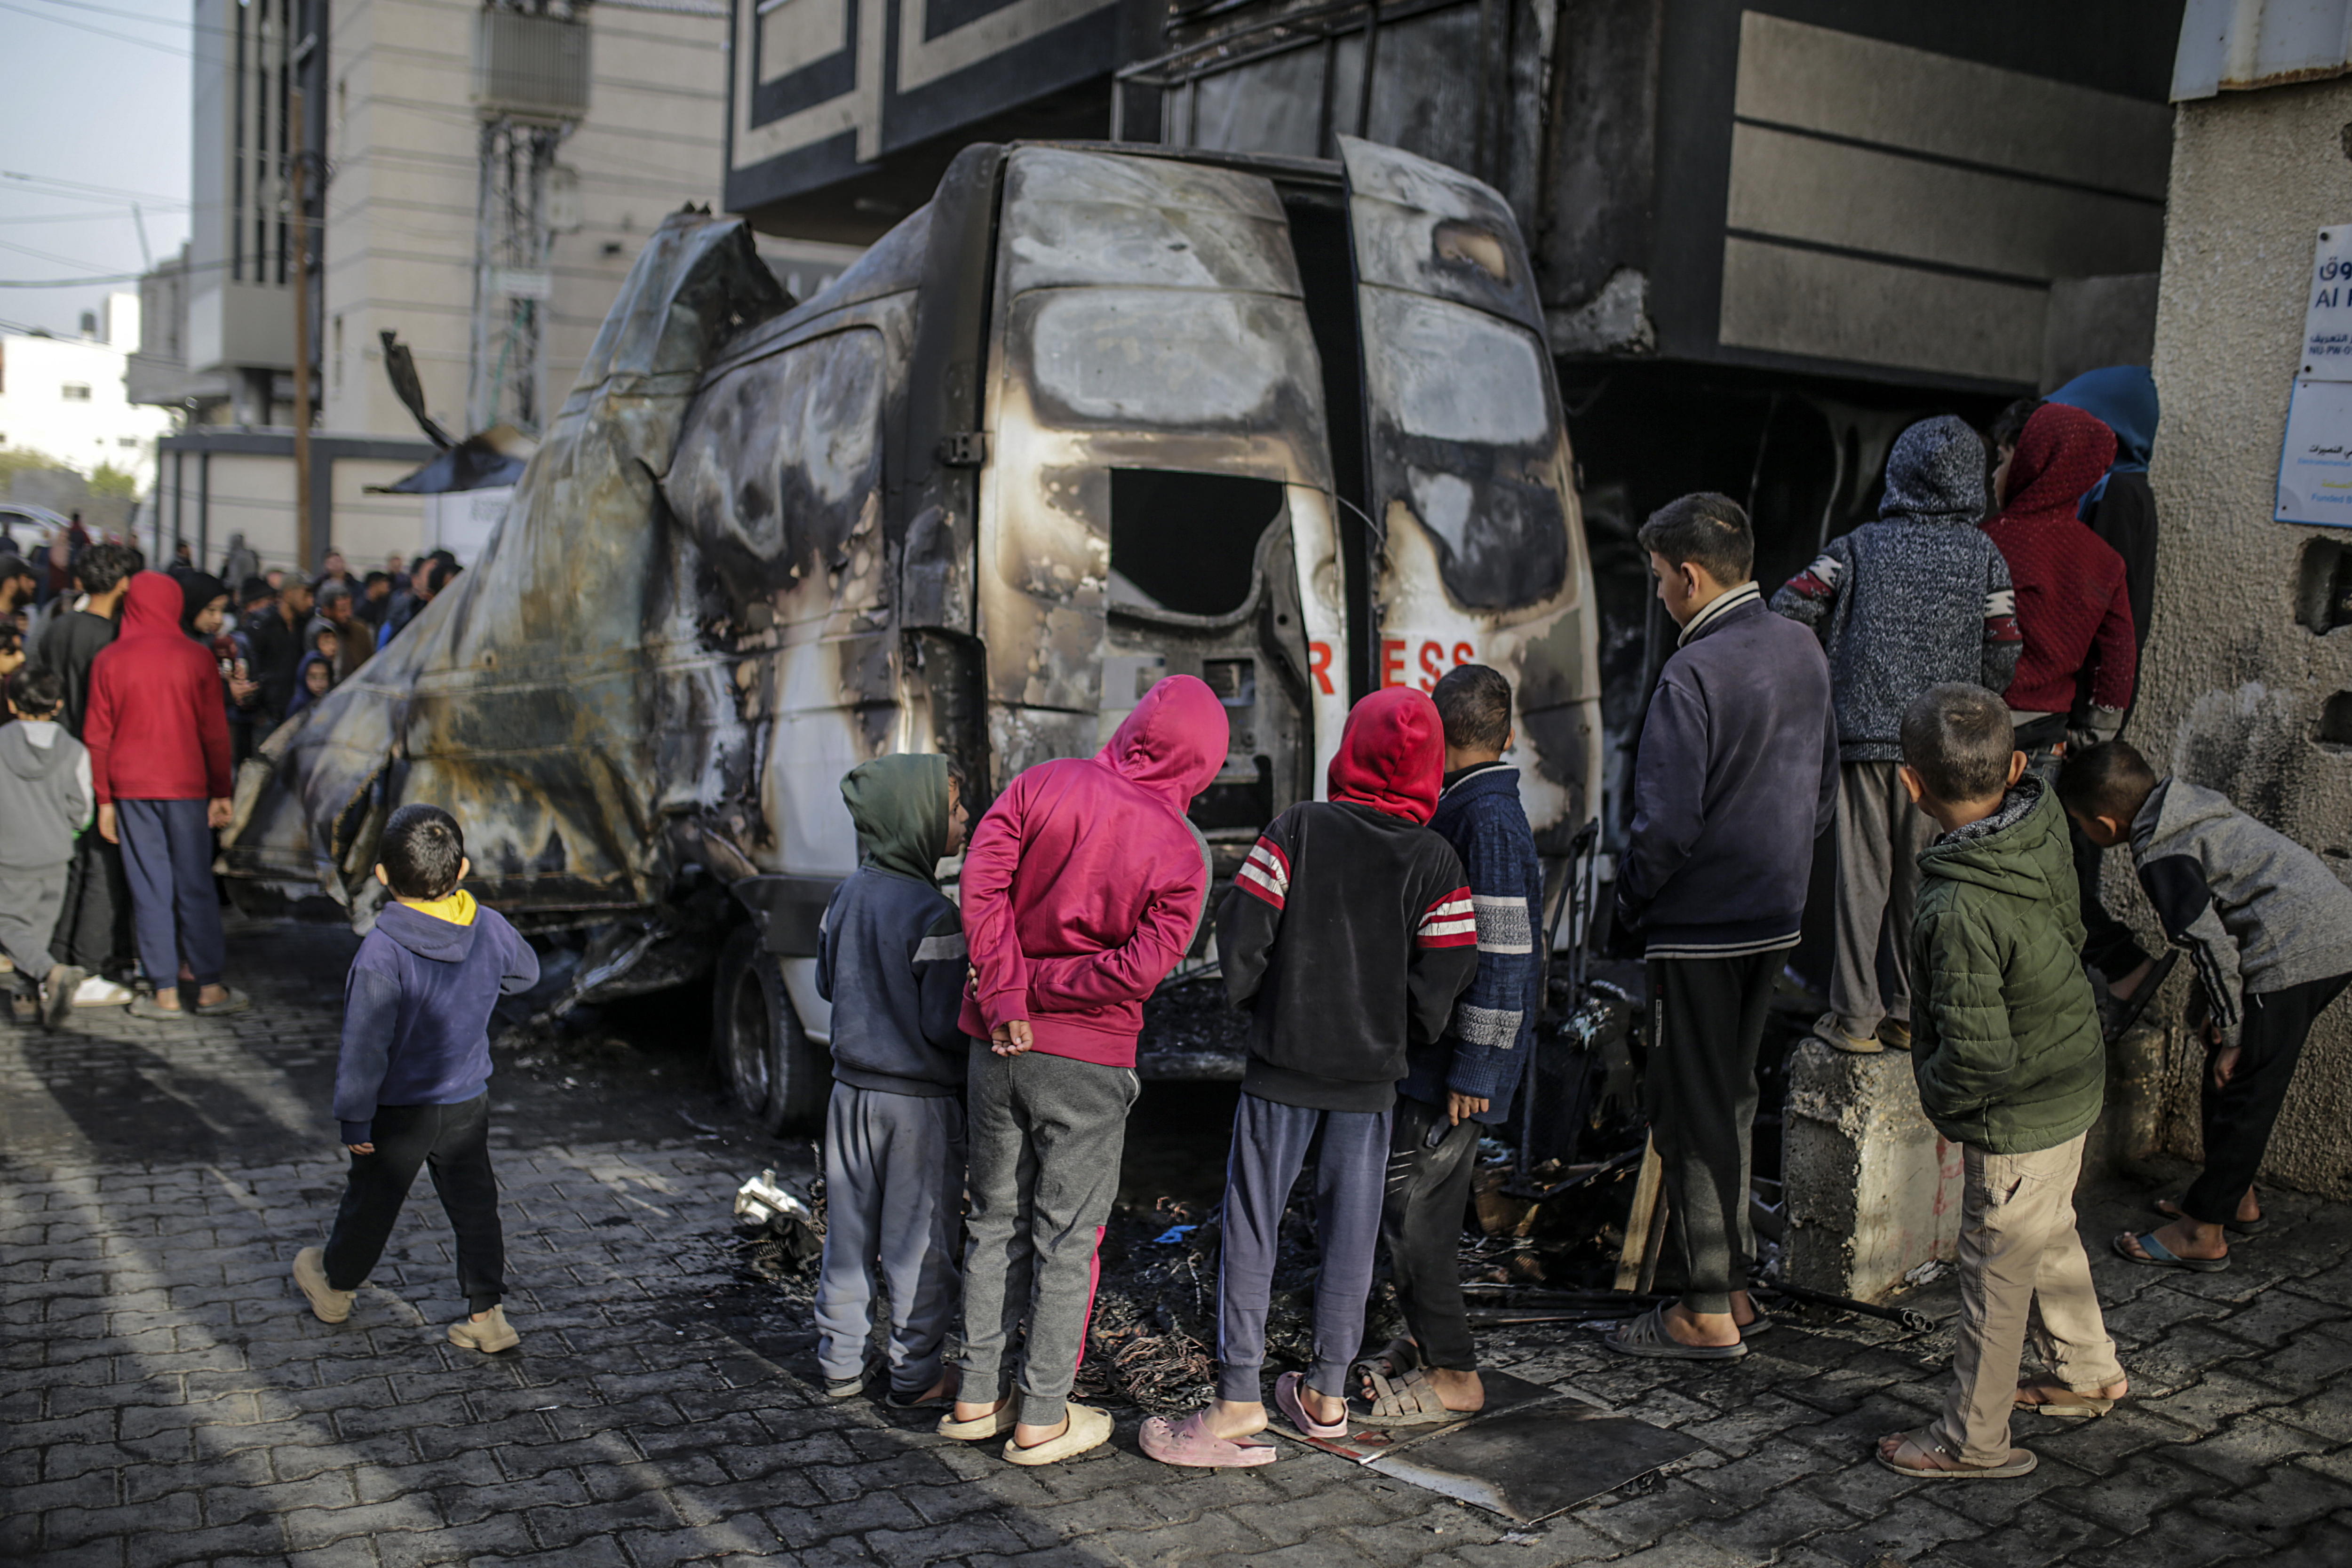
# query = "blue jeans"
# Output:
<box><xmin>115</xmin><ymin>798</ymin><xmax>225</xmax><ymax>988</ymax></box>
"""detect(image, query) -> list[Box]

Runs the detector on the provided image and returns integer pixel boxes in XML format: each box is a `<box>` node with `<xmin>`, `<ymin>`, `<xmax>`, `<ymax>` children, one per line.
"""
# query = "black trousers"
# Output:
<box><xmin>1645</xmin><ymin>950</ymin><xmax>1777</xmax><ymax>1315</ymax></box>
<box><xmin>323</xmin><ymin>1094</ymin><xmax>507</xmax><ymax>1313</ymax></box>
<box><xmin>1381</xmin><ymin>1095</ymin><xmax>1484</xmax><ymax>1371</ymax></box>
<box><xmin>2183</xmin><ymin>972</ymin><xmax>2352</xmax><ymax>1225</ymax></box>
<box><xmin>51</xmin><ymin>828</ymin><xmax>131</xmax><ymax>979</ymax></box>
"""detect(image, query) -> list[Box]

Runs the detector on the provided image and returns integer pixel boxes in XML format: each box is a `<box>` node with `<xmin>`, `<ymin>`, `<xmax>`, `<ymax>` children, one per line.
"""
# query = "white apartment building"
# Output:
<box><xmin>137</xmin><ymin>0</ymin><xmax>852</xmax><ymax>575</ymax></box>
<box><xmin>1</xmin><ymin>295</ymin><xmax>175</xmax><ymax>489</ymax></box>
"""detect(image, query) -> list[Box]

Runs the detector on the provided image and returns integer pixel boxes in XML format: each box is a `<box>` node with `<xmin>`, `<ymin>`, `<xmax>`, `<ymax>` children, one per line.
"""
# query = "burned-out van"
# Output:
<box><xmin>224</xmin><ymin>137</ymin><xmax>1600</xmax><ymax>1129</ymax></box>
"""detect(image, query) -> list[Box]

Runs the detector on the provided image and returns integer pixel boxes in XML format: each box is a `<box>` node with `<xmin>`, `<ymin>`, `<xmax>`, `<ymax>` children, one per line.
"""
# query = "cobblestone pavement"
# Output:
<box><xmin>10</xmin><ymin>922</ymin><xmax>2352</xmax><ymax>1566</ymax></box>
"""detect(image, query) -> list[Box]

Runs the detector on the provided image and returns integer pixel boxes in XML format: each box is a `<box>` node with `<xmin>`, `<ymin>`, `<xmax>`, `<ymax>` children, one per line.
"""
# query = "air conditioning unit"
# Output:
<box><xmin>473</xmin><ymin>10</ymin><xmax>591</xmax><ymax>122</ymax></box>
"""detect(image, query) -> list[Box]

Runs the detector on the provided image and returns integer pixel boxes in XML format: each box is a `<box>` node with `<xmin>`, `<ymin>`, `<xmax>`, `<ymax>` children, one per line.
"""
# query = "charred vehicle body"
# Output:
<box><xmin>223</xmin><ymin>137</ymin><xmax>1601</xmax><ymax>1127</ymax></box>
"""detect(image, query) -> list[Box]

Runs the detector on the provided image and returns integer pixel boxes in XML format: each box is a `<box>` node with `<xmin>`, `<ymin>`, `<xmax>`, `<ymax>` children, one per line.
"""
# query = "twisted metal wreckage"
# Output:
<box><xmin>222</xmin><ymin>136</ymin><xmax>1603</xmax><ymax>1129</ymax></box>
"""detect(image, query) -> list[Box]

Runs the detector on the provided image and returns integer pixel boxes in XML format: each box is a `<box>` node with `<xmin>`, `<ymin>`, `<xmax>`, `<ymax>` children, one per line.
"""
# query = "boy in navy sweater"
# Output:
<box><xmin>1357</xmin><ymin>664</ymin><xmax>1546</xmax><ymax>1424</ymax></box>
<box><xmin>294</xmin><ymin>805</ymin><xmax>540</xmax><ymax>1349</ymax></box>
<box><xmin>1608</xmin><ymin>493</ymin><xmax>1836</xmax><ymax>1361</ymax></box>
<box><xmin>813</xmin><ymin>753</ymin><xmax>970</xmax><ymax>1406</ymax></box>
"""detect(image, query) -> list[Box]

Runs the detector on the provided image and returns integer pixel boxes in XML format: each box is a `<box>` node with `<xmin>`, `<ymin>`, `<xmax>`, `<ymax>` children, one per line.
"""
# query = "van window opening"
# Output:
<box><xmin>1108</xmin><ymin>469</ymin><xmax>1286</xmax><ymax>617</ymax></box>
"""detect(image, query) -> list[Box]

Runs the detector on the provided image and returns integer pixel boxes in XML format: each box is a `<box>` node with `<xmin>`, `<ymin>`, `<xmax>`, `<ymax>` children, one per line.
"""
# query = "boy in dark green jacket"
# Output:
<box><xmin>1877</xmin><ymin>683</ymin><xmax>2127</xmax><ymax>1482</ymax></box>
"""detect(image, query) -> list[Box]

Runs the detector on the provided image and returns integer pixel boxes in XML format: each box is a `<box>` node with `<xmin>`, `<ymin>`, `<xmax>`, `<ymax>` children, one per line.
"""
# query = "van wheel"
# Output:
<box><xmin>712</xmin><ymin>924</ymin><xmax>826</xmax><ymax>1134</ymax></box>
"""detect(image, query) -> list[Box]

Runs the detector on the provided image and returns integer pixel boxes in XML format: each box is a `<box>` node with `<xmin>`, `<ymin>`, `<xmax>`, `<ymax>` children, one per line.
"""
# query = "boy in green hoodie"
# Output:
<box><xmin>813</xmin><ymin>754</ymin><xmax>970</xmax><ymax>1407</ymax></box>
<box><xmin>1878</xmin><ymin>683</ymin><xmax>2127</xmax><ymax>1481</ymax></box>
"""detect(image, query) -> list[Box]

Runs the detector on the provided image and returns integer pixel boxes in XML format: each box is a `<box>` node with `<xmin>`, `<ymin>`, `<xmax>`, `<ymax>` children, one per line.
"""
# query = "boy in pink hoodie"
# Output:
<box><xmin>941</xmin><ymin>675</ymin><xmax>1228</xmax><ymax>1465</ymax></box>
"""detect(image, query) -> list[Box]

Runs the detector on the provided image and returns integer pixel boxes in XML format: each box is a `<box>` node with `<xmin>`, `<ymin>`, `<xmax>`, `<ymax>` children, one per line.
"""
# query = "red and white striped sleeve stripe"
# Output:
<box><xmin>1416</xmin><ymin>886</ymin><xmax>1477</xmax><ymax>947</ymax></box>
<box><xmin>1237</xmin><ymin>836</ymin><xmax>1291</xmax><ymax>909</ymax></box>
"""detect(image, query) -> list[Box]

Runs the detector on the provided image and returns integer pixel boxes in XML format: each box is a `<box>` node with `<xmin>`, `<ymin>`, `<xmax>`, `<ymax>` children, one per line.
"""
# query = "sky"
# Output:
<box><xmin>0</xmin><ymin>0</ymin><xmax>193</xmax><ymax>342</ymax></box>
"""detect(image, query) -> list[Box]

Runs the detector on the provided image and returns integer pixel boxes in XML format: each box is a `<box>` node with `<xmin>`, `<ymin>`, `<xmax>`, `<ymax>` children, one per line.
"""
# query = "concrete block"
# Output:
<box><xmin>1782</xmin><ymin>1040</ymin><xmax>1959</xmax><ymax>1300</ymax></box>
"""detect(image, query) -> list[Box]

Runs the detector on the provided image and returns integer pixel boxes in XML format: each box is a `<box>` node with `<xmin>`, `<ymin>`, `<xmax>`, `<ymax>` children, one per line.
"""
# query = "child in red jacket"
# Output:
<box><xmin>1142</xmin><ymin>688</ymin><xmax>1478</xmax><ymax>1467</ymax></box>
<box><xmin>941</xmin><ymin>675</ymin><xmax>1228</xmax><ymax>1466</ymax></box>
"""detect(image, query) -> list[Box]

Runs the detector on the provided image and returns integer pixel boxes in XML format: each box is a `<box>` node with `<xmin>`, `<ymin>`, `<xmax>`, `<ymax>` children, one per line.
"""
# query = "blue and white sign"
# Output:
<box><xmin>2276</xmin><ymin>377</ymin><xmax>2352</xmax><ymax>525</ymax></box>
<box><xmin>2305</xmin><ymin>227</ymin><xmax>2352</xmax><ymax>379</ymax></box>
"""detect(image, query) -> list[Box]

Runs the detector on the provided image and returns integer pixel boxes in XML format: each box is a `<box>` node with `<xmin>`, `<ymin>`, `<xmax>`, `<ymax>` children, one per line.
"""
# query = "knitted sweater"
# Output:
<box><xmin>1399</xmin><ymin>761</ymin><xmax>1547</xmax><ymax>1123</ymax></box>
<box><xmin>1772</xmin><ymin>414</ymin><xmax>2021</xmax><ymax>761</ymax></box>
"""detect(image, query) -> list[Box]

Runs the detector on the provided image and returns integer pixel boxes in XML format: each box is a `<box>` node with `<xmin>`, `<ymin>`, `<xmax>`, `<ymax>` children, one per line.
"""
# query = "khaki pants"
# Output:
<box><xmin>1931</xmin><ymin>1133</ymin><xmax>2125</xmax><ymax>1467</ymax></box>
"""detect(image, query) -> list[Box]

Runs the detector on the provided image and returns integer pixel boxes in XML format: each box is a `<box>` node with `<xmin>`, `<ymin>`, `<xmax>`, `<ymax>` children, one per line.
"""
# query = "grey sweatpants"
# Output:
<box><xmin>1216</xmin><ymin>1091</ymin><xmax>1390</xmax><ymax>1403</ymax></box>
<box><xmin>813</xmin><ymin>1083</ymin><xmax>968</xmax><ymax>1396</ymax></box>
<box><xmin>1831</xmin><ymin>760</ymin><xmax>1936</xmax><ymax>1036</ymax></box>
<box><xmin>0</xmin><ymin>861</ymin><xmax>70</xmax><ymax>983</ymax></box>
<box><xmin>956</xmin><ymin>1043</ymin><xmax>1137</xmax><ymax>1427</ymax></box>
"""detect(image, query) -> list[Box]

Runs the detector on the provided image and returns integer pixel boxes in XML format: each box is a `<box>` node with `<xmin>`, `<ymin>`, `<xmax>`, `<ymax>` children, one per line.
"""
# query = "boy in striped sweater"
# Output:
<box><xmin>1357</xmin><ymin>664</ymin><xmax>1546</xmax><ymax>1425</ymax></box>
<box><xmin>1141</xmin><ymin>688</ymin><xmax>1478</xmax><ymax>1466</ymax></box>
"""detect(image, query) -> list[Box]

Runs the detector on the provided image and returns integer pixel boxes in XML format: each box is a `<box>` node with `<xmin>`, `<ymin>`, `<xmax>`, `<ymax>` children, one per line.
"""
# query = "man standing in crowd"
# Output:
<box><xmin>1606</xmin><ymin>493</ymin><xmax>1837</xmax><ymax>1360</ymax></box>
<box><xmin>84</xmin><ymin>573</ymin><xmax>246</xmax><ymax>1019</ymax></box>
<box><xmin>1771</xmin><ymin>416</ymin><xmax>2021</xmax><ymax>1055</ymax></box>
<box><xmin>32</xmin><ymin>541</ymin><xmax>143</xmax><ymax>1007</ymax></box>
<box><xmin>310</xmin><ymin>582</ymin><xmax>371</xmax><ymax>683</ymax></box>
<box><xmin>246</xmin><ymin>576</ymin><xmax>315</xmax><ymax>734</ymax></box>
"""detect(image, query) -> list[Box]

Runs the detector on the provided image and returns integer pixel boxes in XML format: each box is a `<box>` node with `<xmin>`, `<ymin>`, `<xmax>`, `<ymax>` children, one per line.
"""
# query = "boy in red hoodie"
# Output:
<box><xmin>1142</xmin><ymin>688</ymin><xmax>1478</xmax><ymax>1467</ymax></box>
<box><xmin>84</xmin><ymin>572</ymin><xmax>246</xmax><ymax>1018</ymax></box>
<box><xmin>942</xmin><ymin>675</ymin><xmax>1228</xmax><ymax>1465</ymax></box>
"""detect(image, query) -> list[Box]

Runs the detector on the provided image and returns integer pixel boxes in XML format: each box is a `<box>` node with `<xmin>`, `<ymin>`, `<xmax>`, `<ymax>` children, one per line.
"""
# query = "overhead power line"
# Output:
<box><xmin>0</xmin><ymin>0</ymin><xmax>194</xmax><ymax>56</ymax></box>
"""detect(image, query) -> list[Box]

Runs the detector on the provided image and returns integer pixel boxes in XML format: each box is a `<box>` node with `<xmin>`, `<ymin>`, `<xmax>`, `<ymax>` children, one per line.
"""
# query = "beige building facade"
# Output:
<box><xmin>2137</xmin><ymin>68</ymin><xmax>2352</xmax><ymax>1198</ymax></box>
<box><xmin>317</xmin><ymin>0</ymin><xmax>731</xmax><ymax>440</ymax></box>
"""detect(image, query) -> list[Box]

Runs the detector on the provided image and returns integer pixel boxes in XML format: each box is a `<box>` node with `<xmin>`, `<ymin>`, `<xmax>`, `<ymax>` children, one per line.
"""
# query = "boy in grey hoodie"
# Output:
<box><xmin>1773</xmin><ymin>415</ymin><xmax>2022</xmax><ymax>1053</ymax></box>
<box><xmin>813</xmin><ymin>753</ymin><xmax>970</xmax><ymax>1407</ymax></box>
<box><xmin>0</xmin><ymin>667</ymin><xmax>92</xmax><ymax>1027</ymax></box>
<box><xmin>2061</xmin><ymin>741</ymin><xmax>2352</xmax><ymax>1271</ymax></box>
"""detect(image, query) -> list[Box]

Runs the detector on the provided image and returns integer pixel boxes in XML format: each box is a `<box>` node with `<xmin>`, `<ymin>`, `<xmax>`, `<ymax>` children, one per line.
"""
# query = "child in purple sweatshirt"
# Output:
<box><xmin>292</xmin><ymin>804</ymin><xmax>539</xmax><ymax>1350</ymax></box>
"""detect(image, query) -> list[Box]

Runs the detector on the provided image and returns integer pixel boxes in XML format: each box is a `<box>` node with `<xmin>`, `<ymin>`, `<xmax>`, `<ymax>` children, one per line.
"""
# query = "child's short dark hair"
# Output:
<box><xmin>941</xmin><ymin>754</ymin><xmax>971</xmax><ymax>803</ymax></box>
<box><xmin>76</xmin><ymin>542</ymin><xmax>143</xmax><ymax>597</ymax></box>
<box><xmin>379</xmin><ymin>804</ymin><xmax>466</xmax><ymax>899</ymax></box>
<box><xmin>1637</xmin><ymin>493</ymin><xmax>1753</xmax><ymax>585</ymax></box>
<box><xmin>2058</xmin><ymin>740</ymin><xmax>2158</xmax><ymax>827</ymax></box>
<box><xmin>1900</xmin><ymin>683</ymin><xmax>2016</xmax><ymax>803</ymax></box>
<box><xmin>1432</xmin><ymin>663</ymin><xmax>1512</xmax><ymax>752</ymax></box>
<box><xmin>7</xmin><ymin>664</ymin><xmax>63</xmax><ymax>717</ymax></box>
<box><xmin>1987</xmin><ymin>397</ymin><xmax>2043</xmax><ymax>453</ymax></box>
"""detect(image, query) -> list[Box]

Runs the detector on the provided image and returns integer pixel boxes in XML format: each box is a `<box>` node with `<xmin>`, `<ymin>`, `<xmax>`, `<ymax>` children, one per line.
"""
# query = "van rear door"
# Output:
<box><xmin>1337</xmin><ymin>136</ymin><xmax>1601</xmax><ymax>845</ymax></box>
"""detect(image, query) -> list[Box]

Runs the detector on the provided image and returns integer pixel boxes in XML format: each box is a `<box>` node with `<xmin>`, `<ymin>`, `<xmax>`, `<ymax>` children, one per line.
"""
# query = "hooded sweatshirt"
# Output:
<box><xmin>1217</xmin><ymin>688</ymin><xmax>1479</xmax><ymax>1113</ymax></box>
<box><xmin>1908</xmin><ymin>778</ymin><xmax>2103</xmax><ymax>1154</ymax></box>
<box><xmin>83</xmin><ymin>573</ymin><xmax>234</xmax><ymax>805</ymax></box>
<box><xmin>959</xmin><ymin>674</ymin><xmax>1228</xmax><ymax>1068</ymax></box>
<box><xmin>1772</xmin><ymin>415</ymin><xmax>2022</xmax><ymax>760</ymax></box>
<box><xmin>333</xmin><ymin>891</ymin><xmax>541</xmax><ymax>1143</ymax></box>
<box><xmin>1617</xmin><ymin>585</ymin><xmax>1839</xmax><ymax>958</ymax></box>
<box><xmin>2128</xmin><ymin>778</ymin><xmax>2352</xmax><ymax>1050</ymax></box>
<box><xmin>816</xmin><ymin>754</ymin><xmax>968</xmax><ymax>1096</ymax></box>
<box><xmin>1983</xmin><ymin>403</ymin><xmax>2137</xmax><ymax>724</ymax></box>
<box><xmin>2048</xmin><ymin>366</ymin><xmax>2160</xmax><ymax>655</ymax></box>
<box><xmin>0</xmin><ymin>720</ymin><xmax>92</xmax><ymax>869</ymax></box>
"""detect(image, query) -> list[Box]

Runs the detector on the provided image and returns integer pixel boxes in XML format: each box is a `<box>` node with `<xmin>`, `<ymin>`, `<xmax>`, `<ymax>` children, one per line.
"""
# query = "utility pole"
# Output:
<box><xmin>289</xmin><ymin>86</ymin><xmax>315</xmax><ymax>573</ymax></box>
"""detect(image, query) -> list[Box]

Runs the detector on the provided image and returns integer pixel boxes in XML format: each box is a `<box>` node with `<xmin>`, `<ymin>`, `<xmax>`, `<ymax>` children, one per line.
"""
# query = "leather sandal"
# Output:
<box><xmin>1604</xmin><ymin>1303</ymin><xmax>1746</xmax><ymax>1361</ymax></box>
<box><xmin>1878</xmin><ymin>1429</ymin><xmax>2037</xmax><ymax>1480</ymax></box>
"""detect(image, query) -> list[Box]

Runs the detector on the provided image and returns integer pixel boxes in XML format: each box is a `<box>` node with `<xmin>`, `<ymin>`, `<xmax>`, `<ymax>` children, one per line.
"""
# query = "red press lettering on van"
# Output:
<box><xmin>1306</xmin><ymin>641</ymin><xmax>1335</xmax><ymax>695</ymax></box>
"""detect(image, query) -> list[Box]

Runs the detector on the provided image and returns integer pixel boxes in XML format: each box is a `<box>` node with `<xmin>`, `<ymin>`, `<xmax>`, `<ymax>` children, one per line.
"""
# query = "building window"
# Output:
<box><xmin>333</xmin><ymin>314</ymin><xmax>344</xmax><ymax>391</ymax></box>
<box><xmin>117</xmin><ymin>436</ymin><xmax>138</xmax><ymax>447</ymax></box>
<box><xmin>61</xmin><ymin>383</ymin><xmax>91</xmax><ymax>401</ymax></box>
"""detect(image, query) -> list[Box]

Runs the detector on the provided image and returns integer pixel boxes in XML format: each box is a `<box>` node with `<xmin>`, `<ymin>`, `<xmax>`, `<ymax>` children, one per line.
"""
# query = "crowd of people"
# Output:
<box><xmin>33</xmin><ymin>361</ymin><xmax>2334</xmax><ymax>1488</ymax></box>
<box><xmin>0</xmin><ymin>530</ymin><xmax>462</xmax><ymax>1023</ymax></box>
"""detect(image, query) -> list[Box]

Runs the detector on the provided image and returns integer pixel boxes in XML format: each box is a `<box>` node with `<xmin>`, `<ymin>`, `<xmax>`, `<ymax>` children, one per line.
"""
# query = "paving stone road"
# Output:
<box><xmin>8</xmin><ymin>918</ymin><xmax>2352</xmax><ymax>1566</ymax></box>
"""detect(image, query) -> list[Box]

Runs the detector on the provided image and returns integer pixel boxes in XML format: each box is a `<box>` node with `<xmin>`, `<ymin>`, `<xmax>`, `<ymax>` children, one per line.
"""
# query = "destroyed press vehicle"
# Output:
<box><xmin>223</xmin><ymin>137</ymin><xmax>1602</xmax><ymax>1129</ymax></box>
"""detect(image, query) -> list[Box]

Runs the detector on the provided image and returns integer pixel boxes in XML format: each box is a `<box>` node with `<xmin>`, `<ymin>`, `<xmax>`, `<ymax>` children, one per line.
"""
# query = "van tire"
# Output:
<box><xmin>712</xmin><ymin>924</ymin><xmax>827</xmax><ymax>1134</ymax></box>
